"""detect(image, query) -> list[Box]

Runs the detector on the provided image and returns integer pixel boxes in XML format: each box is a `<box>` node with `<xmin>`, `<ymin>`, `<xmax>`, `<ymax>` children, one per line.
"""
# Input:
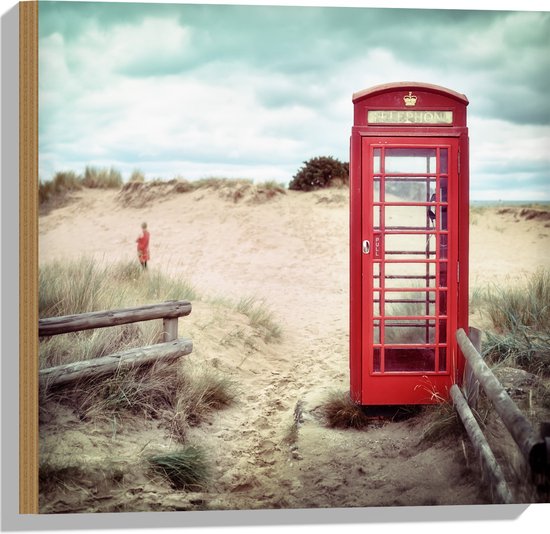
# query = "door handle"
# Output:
<box><xmin>362</xmin><ymin>239</ymin><xmax>371</xmax><ymax>254</ymax></box>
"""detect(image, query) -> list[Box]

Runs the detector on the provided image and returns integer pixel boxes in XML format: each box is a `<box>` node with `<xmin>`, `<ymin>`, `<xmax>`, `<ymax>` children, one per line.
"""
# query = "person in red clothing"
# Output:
<box><xmin>136</xmin><ymin>222</ymin><xmax>150</xmax><ymax>268</ymax></box>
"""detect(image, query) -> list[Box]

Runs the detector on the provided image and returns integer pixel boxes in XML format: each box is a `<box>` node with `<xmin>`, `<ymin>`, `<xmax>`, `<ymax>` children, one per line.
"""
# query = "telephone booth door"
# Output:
<box><xmin>349</xmin><ymin>83</ymin><xmax>469</xmax><ymax>406</ymax></box>
<box><xmin>361</xmin><ymin>138</ymin><xmax>458</xmax><ymax>404</ymax></box>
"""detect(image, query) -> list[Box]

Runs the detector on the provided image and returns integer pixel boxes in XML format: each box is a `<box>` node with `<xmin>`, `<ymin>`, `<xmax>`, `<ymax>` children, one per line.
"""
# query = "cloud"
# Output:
<box><xmin>38</xmin><ymin>2</ymin><xmax>550</xmax><ymax>199</ymax></box>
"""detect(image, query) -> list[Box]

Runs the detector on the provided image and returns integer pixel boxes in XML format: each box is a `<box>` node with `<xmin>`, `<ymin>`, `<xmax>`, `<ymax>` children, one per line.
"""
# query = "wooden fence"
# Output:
<box><xmin>454</xmin><ymin>327</ymin><xmax>549</xmax><ymax>503</ymax></box>
<box><xmin>39</xmin><ymin>300</ymin><xmax>193</xmax><ymax>388</ymax></box>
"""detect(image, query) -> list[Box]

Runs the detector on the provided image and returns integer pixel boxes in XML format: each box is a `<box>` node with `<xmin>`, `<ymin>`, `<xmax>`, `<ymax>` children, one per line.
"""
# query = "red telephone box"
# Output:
<box><xmin>350</xmin><ymin>82</ymin><xmax>469</xmax><ymax>405</ymax></box>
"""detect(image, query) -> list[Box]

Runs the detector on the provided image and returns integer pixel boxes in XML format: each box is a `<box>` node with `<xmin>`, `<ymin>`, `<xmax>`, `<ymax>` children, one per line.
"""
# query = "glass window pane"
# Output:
<box><xmin>373</xmin><ymin>291</ymin><xmax>382</xmax><ymax>317</ymax></box>
<box><xmin>439</xmin><ymin>264</ymin><xmax>448</xmax><ymax>290</ymax></box>
<box><xmin>373</xmin><ymin>320</ymin><xmax>380</xmax><ymax>344</ymax></box>
<box><xmin>373</xmin><ymin>263</ymin><xmax>380</xmax><ymax>287</ymax></box>
<box><xmin>384</xmin><ymin>148</ymin><xmax>436</xmax><ymax>173</ymax></box>
<box><xmin>438</xmin><ymin>319</ymin><xmax>447</xmax><ymax>344</ymax></box>
<box><xmin>373</xmin><ymin>178</ymin><xmax>380</xmax><ymax>203</ymax></box>
<box><xmin>385</xmin><ymin>178</ymin><xmax>435</xmax><ymax>203</ymax></box>
<box><xmin>373</xmin><ymin>348</ymin><xmax>381</xmax><ymax>372</ymax></box>
<box><xmin>385</xmin><ymin>205</ymin><xmax>434</xmax><ymax>230</ymax></box>
<box><xmin>384</xmin><ymin>263</ymin><xmax>437</xmax><ymax>288</ymax></box>
<box><xmin>385</xmin><ymin>348</ymin><xmax>435</xmax><ymax>372</ymax></box>
<box><xmin>384</xmin><ymin>319</ymin><xmax>435</xmax><ymax>344</ymax></box>
<box><xmin>383</xmin><ymin>290</ymin><xmax>435</xmax><ymax>317</ymax></box>
<box><xmin>439</xmin><ymin>291</ymin><xmax>448</xmax><ymax>316</ymax></box>
<box><xmin>440</xmin><ymin>149</ymin><xmax>448</xmax><ymax>174</ymax></box>
<box><xmin>385</xmin><ymin>234</ymin><xmax>435</xmax><ymax>259</ymax></box>
<box><xmin>373</xmin><ymin>206</ymin><xmax>381</xmax><ymax>229</ymax></box>
<box><xmin>373</xmin><ymin>148</ymin><xmax>381</xmax><ymax>173</ymax></box>
<box><xmin>438</xmin><ymin>348</ymin><xmax>447</xmax><ymax>372</ymax></box>
<box><xmin>440</xmin><ymin>177</ymin><xmax>448</xmax><ymax>203</ymax></box>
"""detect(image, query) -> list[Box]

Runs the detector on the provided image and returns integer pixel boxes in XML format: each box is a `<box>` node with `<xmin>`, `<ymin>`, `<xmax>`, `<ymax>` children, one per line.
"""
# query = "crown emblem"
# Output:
<box><xmin>403</xmin><ymin>91</ymin><xmax>417</xmax><ymax>106</ymax></box>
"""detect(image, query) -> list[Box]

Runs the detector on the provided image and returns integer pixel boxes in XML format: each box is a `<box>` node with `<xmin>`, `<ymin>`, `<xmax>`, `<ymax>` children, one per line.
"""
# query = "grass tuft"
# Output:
<box><xmin>319</xmin><ymin>390</ymin><xmax>373</xmax><ymax>430</ymax></box>
<box><xmin>483</xmin><ymin>269</ymin><xmax>550</xmax><ymax>333</ymax></box>
<box><xmin>419</xmin><ymin>401</ymin><xmax>465</xmax><ymax>444</ymax></box>
<box><xmin>82</xmin><ymin>166</ymin><xmax>123</xmax><ymax>189</ymax></box>
<box><xmin>148</xmin><ymin>447</ymin><xmax>209</xmax><ymax>490</ymax></box>
<box><xmin>477</xmin><ymin>269</ymin><xmax>550</xmax><ymax>376</ymax></box>
<box><xmin>235</xmin><ymin>296</ymin><xmax>282</xmax><ymax>343</ymax></box>
<box><xmin>172</xmin><ymin>365</ymin><xmax>237</xmax><ymax>435</ymax></box>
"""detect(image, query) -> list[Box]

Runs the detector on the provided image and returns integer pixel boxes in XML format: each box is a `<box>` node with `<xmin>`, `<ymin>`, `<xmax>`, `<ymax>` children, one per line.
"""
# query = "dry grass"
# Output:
<box><xmin>478</xmin><ymin>269</ymin><xmax>550</xmax><ymax>376</ymax></box>
<box><xmin>117</xmin><ymin>177</ymin><xmax>286</xmax><ymax>207</ymax></box>
<box><xmin>39</xmin><ymin>167</ymin><xmax>123</xmax><ymax>213</ymax></box>
<box><xmin>39</xmin><ymin>459</ymin><xmax>126</xmax><ymax>498</ymax></box>
<box><xmin>148</xmin><ymin>446</ymin><xmax>210</xmax><ymax>490</ymax></box>
<box><xmin>235</xmin><ymin>296</ymin><xmax>283</xmax><ymax>344</ymax></box>
<box><xmin>319</xmin><ymin>390</ymin><xmax>374</xmax><ymax>430</ymax></box>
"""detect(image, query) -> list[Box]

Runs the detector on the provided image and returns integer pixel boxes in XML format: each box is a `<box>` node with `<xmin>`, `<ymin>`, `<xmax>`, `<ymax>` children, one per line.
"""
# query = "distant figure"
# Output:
<box><xmin>136</xmin><ymin>222</ymin><xmax>150</xmax><ymax>269</ymax></box>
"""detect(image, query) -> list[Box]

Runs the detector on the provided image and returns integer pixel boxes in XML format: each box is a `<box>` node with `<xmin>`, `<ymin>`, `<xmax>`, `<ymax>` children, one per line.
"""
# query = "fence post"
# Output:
<box><xmin>463</xmin><ymin>326</ymin><xmax>481</xmax><ymax>409</ymax></box>
<box><xmin>163</xmin><ymin>317</ymin><xmax>179</xmax><ymax>342</ymax></box>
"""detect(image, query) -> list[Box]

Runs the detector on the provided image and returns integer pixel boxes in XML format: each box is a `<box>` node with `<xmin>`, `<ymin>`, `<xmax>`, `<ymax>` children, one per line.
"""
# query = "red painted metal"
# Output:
<box><xmin>350</xmin><ymin>82</ymin><xmax>469</xmax><ymax>405</ymax></box>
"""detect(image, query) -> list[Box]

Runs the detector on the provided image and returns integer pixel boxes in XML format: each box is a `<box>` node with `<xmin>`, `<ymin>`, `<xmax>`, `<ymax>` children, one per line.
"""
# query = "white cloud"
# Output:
<box><xmin>38</xmin><ymin>3</ymin><xmax>550</xmax><ymax>199</ymax></box>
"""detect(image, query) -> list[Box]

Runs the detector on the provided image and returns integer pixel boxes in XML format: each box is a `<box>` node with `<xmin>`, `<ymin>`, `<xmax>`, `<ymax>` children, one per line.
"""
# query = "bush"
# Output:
<box><xmin>288</xmin><ymin>156</ymin><xmax>349</xmax><ymax>192</ymax></box>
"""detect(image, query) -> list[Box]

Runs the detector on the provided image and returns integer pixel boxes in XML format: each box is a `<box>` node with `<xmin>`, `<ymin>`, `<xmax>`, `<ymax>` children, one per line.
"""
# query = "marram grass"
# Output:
<box><xmin>148</xmin><ymin>446</ymin><xmax>209</xmax><ymax>490</ymax></box>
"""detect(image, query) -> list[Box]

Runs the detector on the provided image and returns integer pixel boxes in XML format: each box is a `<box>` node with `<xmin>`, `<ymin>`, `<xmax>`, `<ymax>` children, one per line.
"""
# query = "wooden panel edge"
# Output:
<box><xmin>19</xmin><ymin>0</ymin><xmax>39</xmax><ymax>515</ymax></box>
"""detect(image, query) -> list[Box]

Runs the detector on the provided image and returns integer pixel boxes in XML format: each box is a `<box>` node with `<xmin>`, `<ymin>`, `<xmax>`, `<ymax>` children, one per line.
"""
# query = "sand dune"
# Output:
<box><xmin>38</xmin><ymin>184</ymin><xmax>550</xmax><ymax>512</ymax></box>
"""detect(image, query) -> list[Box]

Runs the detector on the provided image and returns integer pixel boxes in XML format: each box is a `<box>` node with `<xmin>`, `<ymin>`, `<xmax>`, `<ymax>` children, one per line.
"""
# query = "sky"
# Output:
<box><xmin>37</xmin><ymin>0</ymin><xmax>550</xmax><ymax>200</ymax></box>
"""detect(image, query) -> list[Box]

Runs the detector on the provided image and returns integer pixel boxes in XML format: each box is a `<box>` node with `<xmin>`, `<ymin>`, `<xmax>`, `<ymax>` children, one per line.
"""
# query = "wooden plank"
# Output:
<box><xmin>39</xmin><ymin>338</ymin><xmax>193</xmax><ymax>389</ymax></box>
<box><xmin>450</xmin><ymin>385</ymin><xmax>514</xmax><ymax>504</ymax></box>
<box><xmin>39</xmin><ymin>300</ymin><xmax>192</xmax><ymax>337</ymax></box>
<box><xmin>19</xmin><ymin>0</ymin><xmax>39</xmax><ymax>515</ymax></box>
<box><xmin>456</xmin><ymin>328</ymin><xmax>547</xmax><ymax>475</ymax></box>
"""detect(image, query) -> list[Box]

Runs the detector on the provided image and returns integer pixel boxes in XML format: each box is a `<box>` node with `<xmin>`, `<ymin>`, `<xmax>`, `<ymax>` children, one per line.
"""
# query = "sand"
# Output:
<box><xmin>38</xmin><ymin>184</ymin><xmax>550</xmax><ymax>513</ymax></box>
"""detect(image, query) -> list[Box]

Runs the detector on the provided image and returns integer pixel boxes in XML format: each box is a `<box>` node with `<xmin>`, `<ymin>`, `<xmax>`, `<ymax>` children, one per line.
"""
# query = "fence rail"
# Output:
<box><xmin>39</xmin><ymin>300</ymin><xmax>193</xmax><ymax>388</ymax></box>
<box><xmin>455</xmin><ymin>327</ymin><xmax>549</xmax><ymax>503</ymax></box>
<box><xmin>39</xmin><ymin>300</ymin><xmax>192</xmax><ymax>340</ymax></box>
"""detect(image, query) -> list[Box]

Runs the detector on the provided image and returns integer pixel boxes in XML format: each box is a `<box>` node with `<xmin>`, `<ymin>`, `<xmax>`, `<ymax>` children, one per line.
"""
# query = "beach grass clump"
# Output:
<box><xmin>172</xmin><ymin>365</ymin><xmax>237</xmax><ymax>435</ymax></box>
<box><xmin>82</xmin><ymin>166</ymin><xmax>123</xmax><ymax>189</ymax></box>
<box><xmin>484</xmin><ymin>330</ymin><xmax>550</xmax><ymax>376</ymax></box>
<box><xmin>484</xmin><ymin>269</ymin><xmax>550</xmax><ymax>333</ymax></box>
<box><xmin>256</xmin><ymin>180</ymin><xmax>286</xmax><ymax>193</ymax></box>
<box><xmin>143</xmin><ymin>270</ymin><xmax>199</xmax><ymax>302</ymax></box>
<box><xmin>39</xmin><ymin>257</ymin><xmax>116</xmax><ymax>318</ymax></box>
<box><xmin>193</xmin><ymin>177</ymin><xmax>253</xmax><ymax>190</ymax></box>
<box><xmin>235</xmin><ymin>296</ymin><xmax>282</xmax><ymax>343</ymax></box>
<box><xmin>40</xmin><ymin>258</ymin><xmax>197</xmax><ymax>319</ymax></box>
<box><xmin>148</xmin><ymin>446</ymin><xmax>209</xmax><ymax>490</ymax></box>
<box><xmin>319</xmin><ymin>390</ymin><xmax>373</xmax><ymax>430</ymax></box>
<box><xmin>129</xmin><ymin>169</ymin><xmax>146</xmax><ymax>183</ymax></box>
<box><xmin>419</xmin><ymin>401</ymin><xmax>466</xmax><ymax>444</ymax></box>
<box><xmin>39</xmin><ymin>171</ymin><xmax>83</xmax><ymax>207</ymax></box>
<box><xmin>40</xmin><ymin>167</ymin><xmax>124</xmax><ymax>208</ymax></box>
<box><xmin>79</xmin><ymin>363</ymin><xmax>181</xmax><ymax>420</ymax></box>
<box><xmin>479</xmin><ymin>269</ymin><xmax>550</xmax><ymax>375</ymax></box>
